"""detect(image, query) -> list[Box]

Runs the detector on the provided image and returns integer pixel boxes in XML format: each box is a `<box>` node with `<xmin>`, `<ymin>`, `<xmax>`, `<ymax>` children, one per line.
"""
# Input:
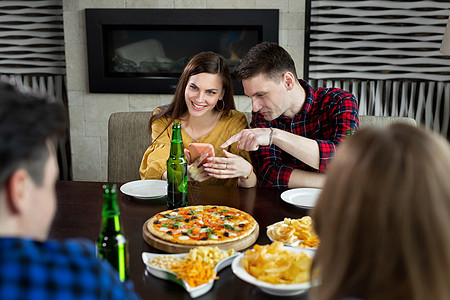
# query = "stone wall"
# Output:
<box><xmin>63</xmin><ymin>0</ymin><xmax>306</xmax><ymax>181</ymax></box>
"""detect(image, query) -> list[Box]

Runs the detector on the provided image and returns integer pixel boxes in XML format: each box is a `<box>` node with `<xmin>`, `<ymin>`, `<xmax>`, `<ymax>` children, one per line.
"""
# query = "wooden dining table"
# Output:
<box><xmin>49</xmin><ymin>181</ymin><xmax>312</xmax><ymax>300</ymax></box>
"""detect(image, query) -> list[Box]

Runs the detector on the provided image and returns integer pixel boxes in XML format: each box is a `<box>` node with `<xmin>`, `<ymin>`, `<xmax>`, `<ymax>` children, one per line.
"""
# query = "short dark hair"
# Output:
<box><xmin>234</xmin><ymin>42</ymin><xmax>298</xmax><ymax>81</ymax></box>
<box><xmin>0</xmin><ymin>82</ymin><xmax>67</xmax><ymax>186</ymax></box>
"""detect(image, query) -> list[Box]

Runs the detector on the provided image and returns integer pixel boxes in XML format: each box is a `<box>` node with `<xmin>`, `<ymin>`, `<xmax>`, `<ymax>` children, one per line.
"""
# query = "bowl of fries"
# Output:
<box><xmin>142</xmin><ymin>247</ymin><xmax>238</xmax><ymax>298</ymax></box>
<box><xmin>267</xmin><ymin>216</ymin><xmax>320</xmax><ymax>249</ymax></box>
<box><xmin>231</xmin><ymin>242</ymin><xmax>315</xmax><ymax>296</ymax></box>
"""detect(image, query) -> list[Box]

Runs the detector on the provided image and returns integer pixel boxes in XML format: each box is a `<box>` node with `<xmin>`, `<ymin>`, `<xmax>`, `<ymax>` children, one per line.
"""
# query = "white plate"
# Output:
<box><xmin>266</xmin><ymin>221</ymin><xmax>317</xmax><ymax>250</ymax></box>
<box><xmin>280</xmin><ymin>188</ymin><xmax>321</xmax><ymax>209</ymax></box>
<box><xmin>231</xmin><ymin>247</ymin><xmax>315</xmax><ymax>296</ymax></box>
<box><xmin>142</xmin><ymin>251</ymin><xmax>239</xmax><ymax>298</ymax></box>
<box><xmin>120</xmin><ymin>180</ymin><xmax>167</xmax><ymax>200</ymax></box>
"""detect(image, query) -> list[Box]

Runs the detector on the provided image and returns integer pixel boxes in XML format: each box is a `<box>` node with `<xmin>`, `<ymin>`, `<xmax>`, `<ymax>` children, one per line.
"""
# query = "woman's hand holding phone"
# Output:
<box><xmin>188</xmin><ymin>143</ymin><xmax>215</xmax><ymax>166</ymax></box>
<box><xmin>184</xmin><ymin>144</ymin><xmax>256</xmax><ymax>187</ymax></box>
<box><xmin>184</xmin><ymin>143</ymin><xmax>215</xmax><ymax>182</ymax></box>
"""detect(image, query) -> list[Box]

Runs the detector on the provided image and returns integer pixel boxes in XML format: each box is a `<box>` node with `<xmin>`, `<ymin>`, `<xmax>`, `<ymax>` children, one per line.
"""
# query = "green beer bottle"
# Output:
<box><xmin>97</xmin><ymin>184</ymin><xmax>129</xmax><ymax>282</ymax></box>
<box><xmin>167</xmin><ymin>123</ymin><xmax>188</xmax><ymax>209</ymax></box>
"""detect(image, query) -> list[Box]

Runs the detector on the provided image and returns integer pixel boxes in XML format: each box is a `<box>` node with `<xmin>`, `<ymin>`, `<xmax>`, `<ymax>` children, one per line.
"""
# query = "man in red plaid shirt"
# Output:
<box><xmin>221</xmin><ymin>42</ymin><xmax>359</xmax><ymax>189</ymax></box>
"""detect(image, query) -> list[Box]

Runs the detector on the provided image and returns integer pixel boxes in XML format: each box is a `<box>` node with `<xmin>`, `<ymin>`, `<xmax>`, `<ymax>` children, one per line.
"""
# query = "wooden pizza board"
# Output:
<box><xmin>142</xmin><ymin>219</ymin><xmax>259</xmax><ymax>254</ymax></box>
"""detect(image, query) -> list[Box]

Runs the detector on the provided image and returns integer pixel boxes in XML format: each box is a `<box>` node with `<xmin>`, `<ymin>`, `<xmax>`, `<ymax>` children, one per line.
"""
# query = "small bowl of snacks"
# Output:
<box><xmin>267</xmin><ymin>216</ymin><xmax>319</xmax><ymax>249</ymax></box>
<box><xmin>231</xmin><ymin>241</ymin><xmax>315</xmax><ymax>296</ymax></box>
<box><xmin>142</xmin><ymin>246</ymin><xmax>239</xmax><ymax>298</ymax></box>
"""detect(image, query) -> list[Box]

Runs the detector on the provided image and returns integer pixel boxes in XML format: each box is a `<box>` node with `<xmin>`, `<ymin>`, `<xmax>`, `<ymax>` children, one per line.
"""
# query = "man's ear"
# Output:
<box><xmin>5</xmin><ymin>169</ymin><xmax>30</xmax><ymax>214</ymax></box>
<box><xmin>283</xmin><ymin>72</ymin><xmax>296</xmax><ymax>91</ymax></box>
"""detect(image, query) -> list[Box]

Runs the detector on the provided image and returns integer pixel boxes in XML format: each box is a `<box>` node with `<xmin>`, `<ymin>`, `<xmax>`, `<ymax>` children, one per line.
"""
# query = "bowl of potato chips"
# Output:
<box><xmin>231</xmin><ymin>242</ymin><xmax>315</xmax><ymax>296</ymax></box>
<box><xmin>267</xmin><ymin>216</ymin><xmax>320</xmax><ymax>249</ymax></box>
<box><xmin>142</xmin><ymin>246</ymin><xmax>238</xmax><ymax>298</ymax></box>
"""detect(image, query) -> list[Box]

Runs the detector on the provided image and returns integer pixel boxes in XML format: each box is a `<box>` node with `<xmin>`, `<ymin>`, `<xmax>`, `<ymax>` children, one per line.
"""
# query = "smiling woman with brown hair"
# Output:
<box><xmin>139</xmin><ymin>51</ymin><xmax>256</xmax><ymax>188</ymax></box>
<box><xmin>311</xmin><ymin>124</ymin><xmax>450</xmax><ymax>300</ymax></box>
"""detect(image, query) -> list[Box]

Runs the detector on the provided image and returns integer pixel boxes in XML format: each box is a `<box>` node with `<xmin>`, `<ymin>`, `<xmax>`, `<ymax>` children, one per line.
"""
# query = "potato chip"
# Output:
<box><xmin>267</xmin><ymin>216</ymin><xmax>320</xmax><ymax>248</ymax></box>
<box><xmin>242</xmin><ymin>241</ymin><xmax>312</xmax><ymax>284</ymax></box>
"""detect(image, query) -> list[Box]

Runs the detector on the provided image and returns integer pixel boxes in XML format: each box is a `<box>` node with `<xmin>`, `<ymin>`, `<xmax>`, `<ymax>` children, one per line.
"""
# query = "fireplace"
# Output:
<box><xmin>85</xmin><ymin>9</ymin><xmax>278</xmax><ymax>94</ymax></box>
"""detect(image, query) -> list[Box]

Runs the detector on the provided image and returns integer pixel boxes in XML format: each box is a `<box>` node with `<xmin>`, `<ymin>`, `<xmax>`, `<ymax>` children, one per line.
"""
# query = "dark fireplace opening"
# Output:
<box><xmin>85</xmin><ymin>9</ymin><xmax>279</xmax><ymax>94</ymax></box>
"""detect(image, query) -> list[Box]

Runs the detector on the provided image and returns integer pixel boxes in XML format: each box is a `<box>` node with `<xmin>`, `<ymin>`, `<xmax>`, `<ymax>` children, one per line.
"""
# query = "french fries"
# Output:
<box><xmin>242</xmin><ymin>241</ymin><xmax>312</xmax><ymax>284</ymax></box>
<box><xmin>184</xmin><ymin>246</ymin><xmax>234</xmax><ymax>267</ymax></box>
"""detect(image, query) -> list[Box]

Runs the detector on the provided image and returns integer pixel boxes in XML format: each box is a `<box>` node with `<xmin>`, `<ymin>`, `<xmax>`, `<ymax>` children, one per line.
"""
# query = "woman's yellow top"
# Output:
<box><xmin>139</xmin><ymin>109</ymin><xmax>251</xmax><ymax>187</ymax></box>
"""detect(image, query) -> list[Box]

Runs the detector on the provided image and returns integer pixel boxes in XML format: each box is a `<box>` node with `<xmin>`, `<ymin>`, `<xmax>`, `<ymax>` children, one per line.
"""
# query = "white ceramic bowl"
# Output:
<box><xmin>231</xmin><ymin>247</ymin><xmax>315</xmax><ymax>296</ymax></box>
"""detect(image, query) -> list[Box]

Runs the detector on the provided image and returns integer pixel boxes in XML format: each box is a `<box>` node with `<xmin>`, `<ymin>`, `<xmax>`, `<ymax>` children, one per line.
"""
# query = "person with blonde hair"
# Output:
<box><xmin>311</xmin><ymin>124</ymin><xmax>450</xmax><ymax>300</ymax></box>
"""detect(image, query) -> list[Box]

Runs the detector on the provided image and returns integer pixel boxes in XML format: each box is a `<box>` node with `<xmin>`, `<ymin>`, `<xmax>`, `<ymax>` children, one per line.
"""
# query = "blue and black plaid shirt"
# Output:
<box><xmin>0</xmin><ymin>238</ymin><xmax>141</xmax><ymax>300</ymax></box>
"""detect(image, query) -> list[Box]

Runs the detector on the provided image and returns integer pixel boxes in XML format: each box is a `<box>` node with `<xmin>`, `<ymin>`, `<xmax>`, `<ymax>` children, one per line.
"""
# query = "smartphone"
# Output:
<box><xmin>189</xmin><ymin>143</ymin><xmax>215</xmax><ymax>165</ymax></box>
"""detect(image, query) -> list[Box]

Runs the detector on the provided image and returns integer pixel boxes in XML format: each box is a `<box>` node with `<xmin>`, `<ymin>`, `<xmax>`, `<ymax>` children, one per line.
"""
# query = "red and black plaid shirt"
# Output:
<box><xmin>250</xmin><ymin>80</ymin><xmax>359</xmax><ymax>189</ymax></box>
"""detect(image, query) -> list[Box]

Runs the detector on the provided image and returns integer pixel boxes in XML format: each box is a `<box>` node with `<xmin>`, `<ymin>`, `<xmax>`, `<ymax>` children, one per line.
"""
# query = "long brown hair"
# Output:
<box><xmin>311</xmin><ymin>124</ymin><xmax>450</xmax><ymax>300</ymax></box>
<box><xmin>149</xmin><ymin>51</ymin><xmax>236</xmax><ymax>141</ymax></box>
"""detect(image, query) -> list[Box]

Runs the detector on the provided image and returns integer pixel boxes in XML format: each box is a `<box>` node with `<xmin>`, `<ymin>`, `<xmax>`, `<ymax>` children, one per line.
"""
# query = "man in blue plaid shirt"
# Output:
<box><xmin>0</xmin><ymin>83</ymin><xmax>140</xmax><ymax>300</ymax></box>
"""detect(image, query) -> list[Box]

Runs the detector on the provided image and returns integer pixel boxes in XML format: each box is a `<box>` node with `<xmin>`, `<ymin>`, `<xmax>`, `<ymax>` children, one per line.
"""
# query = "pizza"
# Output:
<box><xmin>147</xmin><ymin>205</ymin><xmax>258</xmax><ymax>245</ymax></box>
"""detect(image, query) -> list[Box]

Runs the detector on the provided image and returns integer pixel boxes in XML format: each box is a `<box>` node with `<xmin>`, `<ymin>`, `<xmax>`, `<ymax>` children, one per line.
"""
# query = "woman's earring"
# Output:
<box><xmin>216</xmin><ymin>99</ymin><xmax>225</xmax><ymax>111</ymax></box>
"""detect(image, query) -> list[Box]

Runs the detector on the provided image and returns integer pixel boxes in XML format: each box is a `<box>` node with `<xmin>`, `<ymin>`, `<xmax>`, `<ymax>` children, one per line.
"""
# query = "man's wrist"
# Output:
<box><xmin>268</xmin><ymin>127</ymin><xmax>274</xmax><ymax>146</ymax></box>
